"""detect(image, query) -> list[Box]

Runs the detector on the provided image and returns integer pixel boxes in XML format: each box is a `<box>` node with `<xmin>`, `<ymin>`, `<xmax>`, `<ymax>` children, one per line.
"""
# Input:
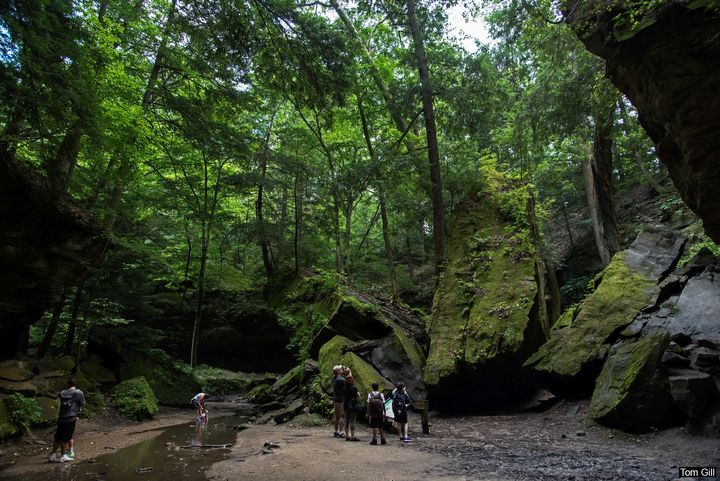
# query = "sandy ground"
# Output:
<box><xmin>1</xmin><ymin>400</ymin><xmax>719</xmax><ymax>481</ymax></box>
<box><xmin>208</xmin><ymin>401</ymin><xmax>720</xmax><ymax>481</ymax></box>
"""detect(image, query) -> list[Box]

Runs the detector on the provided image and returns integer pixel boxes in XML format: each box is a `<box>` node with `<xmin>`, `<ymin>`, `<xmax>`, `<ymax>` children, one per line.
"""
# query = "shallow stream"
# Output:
<box><xmin>4</xmin><ymin>414</ymin><xmax>247</xmax><ymax>481</ymax></box>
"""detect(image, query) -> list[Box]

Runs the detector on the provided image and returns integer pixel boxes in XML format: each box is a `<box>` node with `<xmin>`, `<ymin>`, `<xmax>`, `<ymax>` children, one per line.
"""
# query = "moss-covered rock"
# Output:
<box><xmin>526</xmin><ymin>227</ymin><xmax>686</xmax><ymax>395</ymax></box>
<box><xmin>195</xmin><ymin>366</ymin><xmax>266</xmax><ymax>395</ymax></box>
<box><xmin>111</xmin><ymin>377</ymin><xmax>159</xmax><ymax>420</ymax></box>
<box><xmin>318</xmin><ymin>335</ymin><xmax>392</xmax><ymax>397</ymax></box>
<box><xmin>370</xmin><ymin>327</ymin><xmax>427</xmax><ymax>400</ymax></box>
<box><xmin>424</xmin><ymin>191</ymin><xmax>542</xmax><ymax>410</ymax></box>
<box><xmin>36</xmin><ymin>396</ymin><xmax>59</xmax><ymax>425</ymax></box>
<box><xmin>589</xmin><ymin>332</ymin><xmax>680</xmax><ymax>432</ymax></box>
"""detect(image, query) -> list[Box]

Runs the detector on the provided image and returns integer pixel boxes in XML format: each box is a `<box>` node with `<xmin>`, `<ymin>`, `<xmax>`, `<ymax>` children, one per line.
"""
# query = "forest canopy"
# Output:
<box><xmin>1</xmin><ymin>0</ymin><xmax>712</xmax><ymax>366</ymax></box>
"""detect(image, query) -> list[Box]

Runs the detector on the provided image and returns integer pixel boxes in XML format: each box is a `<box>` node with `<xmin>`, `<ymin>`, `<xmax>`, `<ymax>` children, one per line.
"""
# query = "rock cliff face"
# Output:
<box><xmin>424</xmin><ymin>191</ymin><xmax>547</xmax><ymax>411</ymax></box>
<box><xmin>0</xmin><ymin>154</ymin><xmax>109</xmax><ymax>356</ymax></box>
<box><xmin>564</xmin><ymin>2</ymin><xmax>720</xmax><ymax>242</ymax></box>
<box><xmin>530</xmin><ymin>223</ymin><xmax>720</xmax><ymax>435</ymax></box>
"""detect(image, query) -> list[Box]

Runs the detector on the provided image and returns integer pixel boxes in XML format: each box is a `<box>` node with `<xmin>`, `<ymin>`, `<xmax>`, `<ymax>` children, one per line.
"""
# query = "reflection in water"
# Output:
<box><xmin>2</xmin><ymin>414</ymin><xmax>245</xmax><ymax>481</ymax></box>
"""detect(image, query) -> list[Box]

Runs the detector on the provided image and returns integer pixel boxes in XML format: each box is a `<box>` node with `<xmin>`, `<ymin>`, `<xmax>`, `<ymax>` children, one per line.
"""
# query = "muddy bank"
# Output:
<box><xmin>0</xmin><ymin>397</ymin><xmax>250</xmax><ymax>479</ymax></box>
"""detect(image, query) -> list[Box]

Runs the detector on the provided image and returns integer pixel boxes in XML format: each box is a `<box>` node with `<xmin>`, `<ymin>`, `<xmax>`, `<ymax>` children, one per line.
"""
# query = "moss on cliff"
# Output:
<box><xmin>525</xmin><ymin>252</ymin><xmax>657</xmax><ymax>380</ymax></box>
<box><xmin>424</xmin><ymin>190</ymin><xmax>538</xmax><ymax>390</ymax></box>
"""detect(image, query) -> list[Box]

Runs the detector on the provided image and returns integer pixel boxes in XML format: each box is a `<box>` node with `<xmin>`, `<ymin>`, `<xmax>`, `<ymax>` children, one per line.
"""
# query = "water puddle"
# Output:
<box><xmin>4</xmin><ymin>414</ymin><xmax>247</xmax><ymax>481</ymax></box>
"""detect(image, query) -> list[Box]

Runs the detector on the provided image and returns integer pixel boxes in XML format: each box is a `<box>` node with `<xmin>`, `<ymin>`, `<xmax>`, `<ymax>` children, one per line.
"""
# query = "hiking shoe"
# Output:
<box><xmin>48</xmin><ymin>453</ymin><xmax>57</xmax><ymax>463</ymax></box>
<box><xmin>59</xmin><ymin>454</ymin><xmax>73</xmax><ymax>463</ymax></box>
<box><xmin>350</xmin><ymin>437</ymin><xmax>360</xmax><ymax>442</ymax></box>
<box><xmin>338</xmin><ymin>431</ymin><xmax>346</xmax><ymax>438</ymax></box>
<box><xmin>65</xmin><ymin>450</ymin><xmax>75</xmax><ymax>459</ymax></box>
<box><xmin>370</xmin><ymin>439</ymin><xmax>377</xmax><ymax>445</ymax></box>
<box><xmin>380</xmin><ymin>438</ymin><xmax>387</xmax><ymax>445</ymax></box>
<box><xmin>345</xmin><ymin>436</ymin><xmax>351</xmax><ymax>441</ymax></box>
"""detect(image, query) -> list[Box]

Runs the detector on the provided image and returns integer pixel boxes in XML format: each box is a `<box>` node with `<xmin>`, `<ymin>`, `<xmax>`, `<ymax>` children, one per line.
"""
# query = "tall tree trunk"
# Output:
<box><xmin>406</xmin><ymin>0</ymin><xmax>446</xmax><ymax>275</ymax></box>
<box><xmin>358</xmin><ymin>95</ymin><xmax>399</xmax><ymax>301</ymax></box>
<box><xmin>617</xmin><ymin>100</ymin><xmax>662</xmax><ymax>193</ymax></box>
<box><xmin>584</xmin><ymin>108</ymin><xmax>621</xmax><ymax>265</ymax></box>
<box><xmin>190</xmin><ymin>219</ymin><xmax>208</xmax><ymax>368</ymax></box>
<box><xmin>256</xmin><ymin>113</ymin><xmax>276</xmax><ymax>280</ymax></box>
<box><xmin>37</xmin><ymin>291</ymin><xmax>66</xmax><ymax>358</ymax></box>
<box><xmin>379</xmin><ymin>189</ymin><xmax>399</xmax><ymax>303</ymax></box>
<box><xmin>64</xmin><ymin>288</ymin><xmax>83</xmax><ymax>356</ymax></box>
<box><xmin>405</xmin><ymin>235</ymin><xmax>416</xmax><ymax>280</ymax></box>
<box><xmin>293</xmin><ymin>168</ymin><xmax>303</xmax><ymax>273</ymax></box>
<box><xmin>343</xmin><ymin>200</ymin><xmax>354</xmax><ymax>283</ymax></box>
<box><xmin>547</xmin><ymin>262</ymin><xmax>562</xmax><ymax>323</ymax></box>
<box><xmin>416</xmin><ymin>221</ymin><xmax>426</xmax><ymax>260</ymax></box>
<box><xmin>333</xmin><ymin>198</ymin><xmax>343</xmax><ymax>273</ymax></box>
<box><xmin>46</xmin><ymin>121</ymin><xmax>83</xmax><ymax>195</ymax></box>
<box><xmin>188</xmin><ymin>156</ymin><xmax>225</xmax><ymax>368</ymax></box>
<box><xmin>179</xmin><ymin>226</ymin><xmax>193</xmax><ymax>311</ymax></box>
<box><xmin>526</xmin><ymin>192</ymin><xmax>549</xmax><ymax>339</ymax></box>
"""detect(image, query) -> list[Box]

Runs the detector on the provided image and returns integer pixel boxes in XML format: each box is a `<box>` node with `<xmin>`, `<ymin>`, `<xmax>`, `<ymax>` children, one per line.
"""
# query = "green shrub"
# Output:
<box><xmin>5</xmin><ymin>393</ymin><xmax>43</xmax><ymax>432</ymax></box>
<box><xmin>111</xmin><ymin>377</ymin><xmax>159</xmax><ymax>420</ymax></box>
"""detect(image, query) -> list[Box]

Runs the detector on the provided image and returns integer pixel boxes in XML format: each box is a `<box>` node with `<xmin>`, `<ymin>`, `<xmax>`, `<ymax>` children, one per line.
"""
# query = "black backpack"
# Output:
<box><xmin>392</xmin><ymin>394</ymin><xmax>406</xmax><ymax>417</ymax></box>
<box><xmin>368</xmin><ymin>393</ymin><xmax>384</xmax><ymax>418</ymax></box>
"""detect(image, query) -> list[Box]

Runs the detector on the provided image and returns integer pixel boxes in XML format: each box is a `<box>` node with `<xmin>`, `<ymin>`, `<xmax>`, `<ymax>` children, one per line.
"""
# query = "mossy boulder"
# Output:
<box><xmin>118</xmin><ymin>350</ymin><xmax>197</xmax><ymax>406</ymax></box>
<box><xmin>195</xmin><ymin>367</ymin><xmax>266</xmax><ymax>396</ymax></box>
<box><xmin>589</xmin><ymin>332</ymin><xmax>680</xmax><ymax>432</ymax></box>
<box><xmin>424</xmin><ymin>192</ymin><xmax>542</xmax><ymax>410</ymax></box>
<box><xmin>318</xmin><ymin>335</ymin><xmax>392</xmax><ymax>396</ymax></box>
<box><xmin>36</xmin><ymin>396</ymin><xmax>59</xmax><ymax>425</ymax></box>
<box><xmin>525</xmin><ymin>227</ymin><xmax>686</xmax><ymax>395</ymax></box>
<box><xmin>370</xmin><ymin>327</ymin><xmax>427</xmax><ymax>400</ymax></box>
<box><xmin>111</xmin><ymin>377</ymin><xmax>159</xmax><ymax>420</ymax></box>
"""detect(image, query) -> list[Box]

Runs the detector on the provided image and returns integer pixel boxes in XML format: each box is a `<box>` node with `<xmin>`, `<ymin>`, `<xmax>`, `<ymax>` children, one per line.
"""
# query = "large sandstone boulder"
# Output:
<box><xmin>526</xmin><ymin>226</ymin><xmax>685</xmax><ymax>394</ymax></box>
<box><xmin>424</xmin><ymin>191</ymin><xmax>546</xmax><ymax>410</ymax></box>
<box><xmin>318</xmin><ymin>335</ymin><xmax>392</xmax><ymax>396</ymax></box>
<box><xmin>563</xmin><ymin>2</ymin><xmax>720</xmax><ymax>242</ymax></box>
<box><xmin>589</xmin><ymin>332</ymin><xmax>680</xmax><ymax>432</ymax></box>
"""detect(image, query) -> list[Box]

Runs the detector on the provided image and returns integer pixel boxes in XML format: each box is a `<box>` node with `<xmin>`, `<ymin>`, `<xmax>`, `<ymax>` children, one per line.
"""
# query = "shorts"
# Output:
<box><xmin>369</xmin><ymin>416</ymin><xmax>384</xmax><ymax>429</ymax></box>
<box><xmin>54</xmin><ymin>420</ymin><xmax>76</xmax><ymax>443</ymax></box>
<box><xmin>394</xmin><ymin>412</ymin><xmax>408</xmax><ymax>423</ymax></box>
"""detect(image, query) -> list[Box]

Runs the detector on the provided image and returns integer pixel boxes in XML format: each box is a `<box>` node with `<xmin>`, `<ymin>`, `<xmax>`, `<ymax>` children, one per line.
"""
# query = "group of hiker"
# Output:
<box><xmin>46</xmin><ymin>367</ymin><xmax>411</xmax><ymax>464</ymax></box>
<box><xmin>331</xmin><ymin>364</ymin><xmax>413</xmax><ymax>444</ymax></box>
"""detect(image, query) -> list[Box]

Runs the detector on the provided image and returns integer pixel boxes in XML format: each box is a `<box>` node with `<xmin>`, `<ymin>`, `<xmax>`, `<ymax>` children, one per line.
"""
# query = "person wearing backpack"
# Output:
<box><xmin>48</xmin><ymin>378</ymin><xmax>86</xmax><ymax>463</ymax></box>
<box><xmin>391</xmin><ymin>382</ymin><xmax>412</xmax><ymax>441</ymax></box>
<box><xmin>343</xmin><ymin>375</ymin><xmax>360</xmax><ymax>442</ymax></box>
<box><xmin>366</xmin><ymin>382</ymin><xmax>386</xmax><ymax>445</ymax></box>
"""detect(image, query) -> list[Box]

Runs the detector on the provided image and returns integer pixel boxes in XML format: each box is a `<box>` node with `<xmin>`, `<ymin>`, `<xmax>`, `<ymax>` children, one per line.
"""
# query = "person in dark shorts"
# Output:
<box><xmin>343</xmin><ymin>375</ymin><xmax>360</xmax><ymax>442</ymax></box>
<box><xmin>392</xmin><ymin>382</ymin><xmax>412</xmax><ymax>441</ymax></box>
<box><xmin>332</xmin><ymin>365</ymin><xmax>346</xmax><ymax>437</ymax></box>
<box><xmin>48</xmin><ymin>378</ymin><xmax>86</xmax><ymax>463</ymax></box>
<box><xmin>366</xmin><ymin>382</ymin><xmax>386</xmax><ymax>445</ymax></box>
<box><xmin>191</xmin><ymin>392</ymin><xmax>208</xmax><ymax>421</ymax></box>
